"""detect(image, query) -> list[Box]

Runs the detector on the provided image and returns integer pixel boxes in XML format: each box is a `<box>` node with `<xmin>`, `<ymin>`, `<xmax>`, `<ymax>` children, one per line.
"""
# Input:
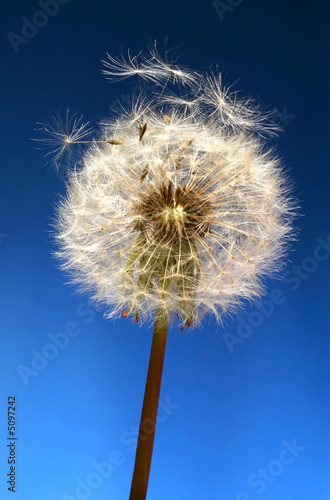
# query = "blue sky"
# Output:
<box><xmin>1</xmin><ymin>1</ymin><xmax>329</xmax><ymax>499</ymax></box>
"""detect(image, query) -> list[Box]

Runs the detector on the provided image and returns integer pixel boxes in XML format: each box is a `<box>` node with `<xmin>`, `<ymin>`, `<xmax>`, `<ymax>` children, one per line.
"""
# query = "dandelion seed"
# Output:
<box><xmin>140</xmin><ymin>165</ymin><xmax>149</xmax><ymax>183</ymax></box>
<box><xmin>107</xmin><ymin>139</ymin><xmax>124</xmax><ymax>145</ymax></box>
<box><xmin>139</xmin><ymin>122</ymin><xmax>147</xmax><ymax>142</ymax></box>
<box><xmin>33</xmin><ymin>109</ymin><xmax>93</xmax><ymax>171</ymax></box>
<box><xmin>102</xmin><ymin>41</ymin><xmax>198</xmax><ymax>86</ymax></box>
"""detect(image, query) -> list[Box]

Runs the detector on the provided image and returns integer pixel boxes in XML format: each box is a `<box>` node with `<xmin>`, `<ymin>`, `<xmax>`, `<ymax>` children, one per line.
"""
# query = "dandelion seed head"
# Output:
<box><xmin>52</xmin><ymin>47</ymin><xmax>296</xmax><ymax>329</ymax></box>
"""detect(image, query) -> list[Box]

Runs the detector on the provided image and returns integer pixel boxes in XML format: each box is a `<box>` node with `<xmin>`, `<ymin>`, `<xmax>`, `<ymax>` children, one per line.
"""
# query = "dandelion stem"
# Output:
<box><xmin>129</xmin><ymin>310</ymin><xmax>169</xmax><ymax>500</ymax></box>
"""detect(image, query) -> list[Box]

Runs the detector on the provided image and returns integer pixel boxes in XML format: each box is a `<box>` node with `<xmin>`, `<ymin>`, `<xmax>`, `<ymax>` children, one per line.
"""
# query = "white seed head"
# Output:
<box><xmin>52</xmin><ymin>47</ymin><xmax>296</xmax><ymax>329</ymax></box>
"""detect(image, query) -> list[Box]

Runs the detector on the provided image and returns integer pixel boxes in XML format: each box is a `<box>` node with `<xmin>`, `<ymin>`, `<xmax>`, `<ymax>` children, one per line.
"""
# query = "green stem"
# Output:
<box><xmin>129</xmin><ymin>310</ymin><xmax>169</xmax><ymax>500</ymax></box>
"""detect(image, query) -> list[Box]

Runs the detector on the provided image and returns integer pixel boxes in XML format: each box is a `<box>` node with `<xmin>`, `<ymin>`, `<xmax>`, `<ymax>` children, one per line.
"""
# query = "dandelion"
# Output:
<box><xmin>39</xmin><ymin>44</ymin><xmax>296</xmax><ymax>499</ymax></box>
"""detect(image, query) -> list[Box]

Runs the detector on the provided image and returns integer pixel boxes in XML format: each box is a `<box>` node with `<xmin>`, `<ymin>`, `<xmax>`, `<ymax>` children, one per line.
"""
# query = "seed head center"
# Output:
<box><xmin>134</xmin><ymin>180</ymin><xmax>212</xmax><ymax>244</ymax></box>
<box><xmin>170</xmin><ymin>204</ymin><xmax>185</xmax><ymax>220</ymax></box>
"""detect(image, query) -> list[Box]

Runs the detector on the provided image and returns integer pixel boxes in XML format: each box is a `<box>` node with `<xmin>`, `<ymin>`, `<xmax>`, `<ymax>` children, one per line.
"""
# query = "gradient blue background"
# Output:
<box><xmin>1</xmin><ymin>1</ymin><xmax>329</xmax><ymax>499</ymax></box>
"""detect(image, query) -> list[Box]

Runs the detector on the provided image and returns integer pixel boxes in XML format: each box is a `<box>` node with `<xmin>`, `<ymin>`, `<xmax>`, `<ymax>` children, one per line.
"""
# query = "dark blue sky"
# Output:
<box><xmin>1</xmin><ymin>1</ymin><xmax>329</xmax><ymax>499</ymax></box>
